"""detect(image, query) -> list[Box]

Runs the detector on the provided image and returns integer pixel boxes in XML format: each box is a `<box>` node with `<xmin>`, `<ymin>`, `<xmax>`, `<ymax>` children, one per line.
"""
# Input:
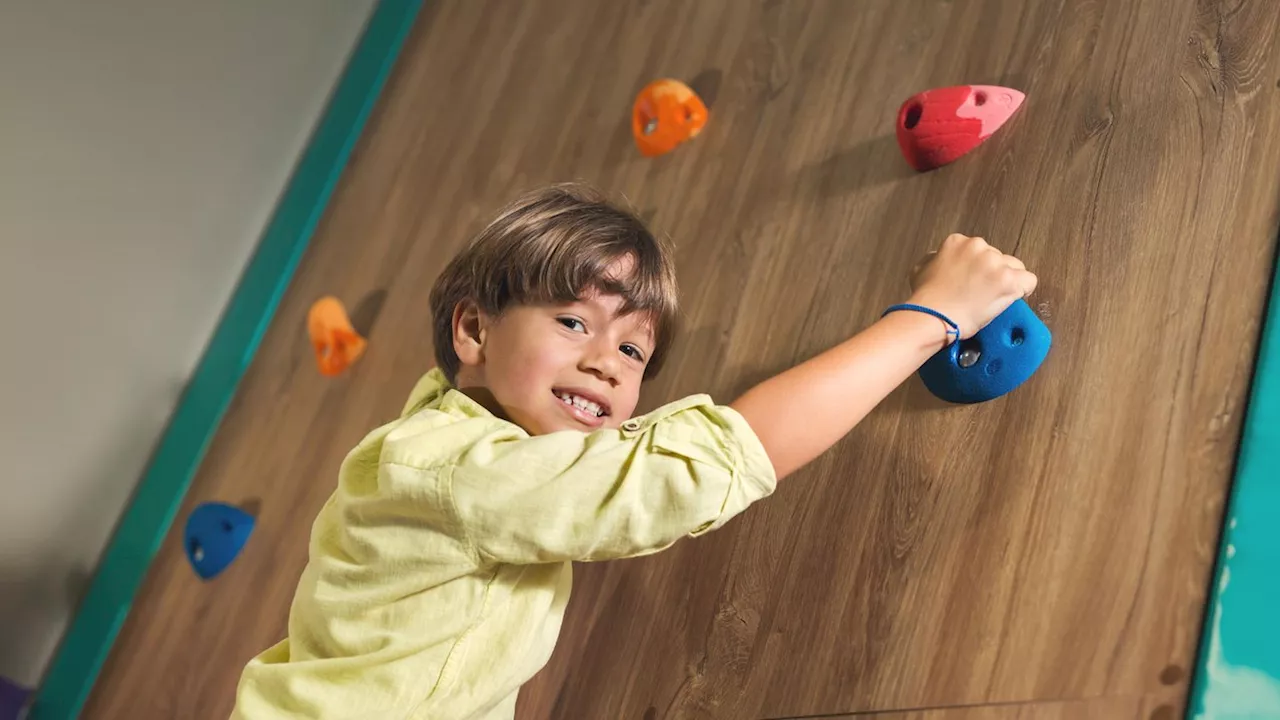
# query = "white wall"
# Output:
<box><xmin>0</xmin><ymin>0</ymin><xmax>376</xmax><ymax>687</ymax></box>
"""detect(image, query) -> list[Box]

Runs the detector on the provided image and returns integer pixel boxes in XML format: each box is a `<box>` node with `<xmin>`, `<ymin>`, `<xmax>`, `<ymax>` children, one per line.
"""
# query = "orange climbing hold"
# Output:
<box><xmin>307</xmin><ymin>296</ymin><xmax>367</xmax><ymax>377</ymax></box>
<box><xmin>631</xmin><ymin>79</ymin><xmax>709</xmax><ymax>157</ymax></box>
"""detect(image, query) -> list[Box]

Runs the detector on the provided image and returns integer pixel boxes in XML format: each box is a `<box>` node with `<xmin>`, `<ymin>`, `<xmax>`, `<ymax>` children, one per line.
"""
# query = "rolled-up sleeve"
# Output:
<box><xmin>443</xmin><ymin>394</ymin><xmax>777</xmax><ymax>564</ymax></box>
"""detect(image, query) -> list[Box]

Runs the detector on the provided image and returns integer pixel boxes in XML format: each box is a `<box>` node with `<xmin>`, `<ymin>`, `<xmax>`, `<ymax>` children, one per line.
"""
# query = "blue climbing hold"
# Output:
<box><xmin>918</xmin><ymin>298</ymin><xmax>1051</xmax><ymax>404</ymax></box>
<box><xmin>183</xmin><ymin>502</ymin><xmax>255</xmax><ymax>580</ymax></box>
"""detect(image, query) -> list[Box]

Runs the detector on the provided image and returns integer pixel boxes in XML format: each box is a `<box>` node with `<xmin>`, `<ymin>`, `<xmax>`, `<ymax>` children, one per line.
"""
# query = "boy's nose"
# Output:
<box><xmin>580</xmin><ymin>342</ymin><xmax>621</xmax><ymax>384</ymax></box>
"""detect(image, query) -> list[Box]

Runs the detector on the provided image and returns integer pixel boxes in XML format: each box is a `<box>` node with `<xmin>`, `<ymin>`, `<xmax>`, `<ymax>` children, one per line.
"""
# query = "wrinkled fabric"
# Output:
<box><xmin>232</xmin><ymin>368</ymin><xmax>776</xmax><ymax>719</ymax></box>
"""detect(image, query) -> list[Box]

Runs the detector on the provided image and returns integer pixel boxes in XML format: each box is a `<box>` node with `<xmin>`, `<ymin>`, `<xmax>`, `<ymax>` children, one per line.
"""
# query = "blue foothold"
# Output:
<box><xmin>917</xmin><ymin>298</ymin><xmax>1051</xmax><ymax>404</ymax></box>
<box><xmin>183</xmin><ymin>502</ymin><xmax>255</xmax><ymax>580</ymax></box>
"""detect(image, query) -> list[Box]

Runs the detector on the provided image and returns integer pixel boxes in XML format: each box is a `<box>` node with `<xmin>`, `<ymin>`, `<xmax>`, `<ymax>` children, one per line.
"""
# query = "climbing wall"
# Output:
<box><xmin>84</xmin><ymin>1</ymin><xmax>1280</xmax><ymax>718</ymax></box>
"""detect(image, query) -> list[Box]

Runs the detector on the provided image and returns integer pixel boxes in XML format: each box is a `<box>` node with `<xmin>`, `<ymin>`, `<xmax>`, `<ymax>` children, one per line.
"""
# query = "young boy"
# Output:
<box><xmin>231</xmin><ymin>184</ymin><xmax>1037</xmax><ymax>719</ymax></box>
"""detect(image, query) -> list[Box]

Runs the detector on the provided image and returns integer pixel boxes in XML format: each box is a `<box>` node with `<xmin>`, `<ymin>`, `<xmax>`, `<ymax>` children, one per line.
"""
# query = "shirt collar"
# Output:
<box><xmin>401</xmin><ymin>367</ymin><xmax>497</xmax><ymax>420</ymax></box>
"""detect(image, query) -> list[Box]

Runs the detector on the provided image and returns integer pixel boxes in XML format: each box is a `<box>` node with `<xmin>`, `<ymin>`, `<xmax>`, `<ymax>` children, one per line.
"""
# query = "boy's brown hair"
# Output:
<box><xmin>429</xmin><ymin>183</ymin><xmax>680</xmax><ymax>383</ymax></box>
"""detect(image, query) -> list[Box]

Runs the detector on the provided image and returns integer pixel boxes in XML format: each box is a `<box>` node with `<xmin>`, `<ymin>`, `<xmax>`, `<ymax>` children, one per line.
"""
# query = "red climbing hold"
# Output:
<box><xmin>895</xmin><ymin>85</ymin><xmax>1025</xmax><ymax>172</ymax></box>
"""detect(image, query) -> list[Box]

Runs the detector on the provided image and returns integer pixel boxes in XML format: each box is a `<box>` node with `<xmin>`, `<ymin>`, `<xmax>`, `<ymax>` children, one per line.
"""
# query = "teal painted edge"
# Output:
<box><xmin>1188</xmin><ymin>228</ymin><xmax>1280</xmax><ymax>719</ymax></box>
<box><xmin>27</xmin><ymin>2</ymin><xmax>422</xmax><ymax>718</ymax></box>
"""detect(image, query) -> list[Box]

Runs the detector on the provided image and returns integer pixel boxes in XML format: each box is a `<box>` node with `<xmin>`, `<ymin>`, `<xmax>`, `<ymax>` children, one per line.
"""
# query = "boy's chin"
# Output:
<box><xmin>532</xmin><ymin>407</ymin><xmax>613</xmax><ymax>434</ymax></box>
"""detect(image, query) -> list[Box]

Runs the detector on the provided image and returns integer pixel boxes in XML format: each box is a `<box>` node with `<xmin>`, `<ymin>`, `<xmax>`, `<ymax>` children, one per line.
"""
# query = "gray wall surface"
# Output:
<box><xmin>0</xmin><ymin>0</ymin><xmax>377</xmax><ymax>687</ymax></box>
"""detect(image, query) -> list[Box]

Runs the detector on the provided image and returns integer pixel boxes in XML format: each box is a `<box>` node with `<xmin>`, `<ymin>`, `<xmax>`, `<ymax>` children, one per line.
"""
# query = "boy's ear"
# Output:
<box><xmin>451</xmin><ymin>299</ymin><xmax>488</xmax><ymax>368</ymax></box>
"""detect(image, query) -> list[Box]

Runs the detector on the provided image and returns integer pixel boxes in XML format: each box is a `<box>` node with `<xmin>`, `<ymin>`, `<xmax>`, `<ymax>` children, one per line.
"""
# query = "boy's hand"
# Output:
<box><xmin>907</xmin><ymin>233</ymin><xmax>1038</xmax><ymax>341</ymax></box>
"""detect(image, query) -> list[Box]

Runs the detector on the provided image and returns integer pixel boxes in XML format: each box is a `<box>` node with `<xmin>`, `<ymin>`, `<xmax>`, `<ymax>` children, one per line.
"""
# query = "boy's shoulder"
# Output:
<box><xmin>399</xmin><ymin>367</ymin><xmax>456</xmax><ymax>418</ymax></box>
<box><xmin>378</xmin><ymin>368</ymin><xmax>507</xmax><ymax>468</ymax></box>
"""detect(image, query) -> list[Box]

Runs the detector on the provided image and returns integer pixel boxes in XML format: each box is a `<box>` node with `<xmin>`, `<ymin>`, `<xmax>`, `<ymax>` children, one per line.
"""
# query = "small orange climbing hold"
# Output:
<box><xmin>631</xmin><ymin>79</ymin><xmax>709</xmax><ymax>157</ymax></box>
<box><xmin>307</xmin><ymin>296</ymin><xmax>367</xmax><ymax>377</ymax></box>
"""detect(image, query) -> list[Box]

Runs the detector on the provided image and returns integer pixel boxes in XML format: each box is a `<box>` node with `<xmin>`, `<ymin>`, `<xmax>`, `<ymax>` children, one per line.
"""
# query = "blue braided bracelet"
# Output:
<box><xmin>882</xmin><ymin>303</ymin><xmax>960</xmax><ymax>343</ymax></box>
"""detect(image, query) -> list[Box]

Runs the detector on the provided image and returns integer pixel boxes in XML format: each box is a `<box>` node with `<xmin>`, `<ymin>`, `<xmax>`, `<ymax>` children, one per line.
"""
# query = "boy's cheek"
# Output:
<box><xmin>613</xmin><ymin>388</ymin><xmax>642</xmax><ymax>424</ymax></box>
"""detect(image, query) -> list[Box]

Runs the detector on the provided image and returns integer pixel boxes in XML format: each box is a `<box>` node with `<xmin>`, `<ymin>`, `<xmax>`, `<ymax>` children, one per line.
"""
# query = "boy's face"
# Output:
<box><xmin>452</xmin><ymin>290</ymin><xmax>655</xmax><ymax>435</ymax></box>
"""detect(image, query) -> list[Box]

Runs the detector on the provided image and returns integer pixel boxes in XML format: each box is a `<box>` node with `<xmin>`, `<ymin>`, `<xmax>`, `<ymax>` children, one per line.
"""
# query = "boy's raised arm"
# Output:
<box><xmin>731</xmin><ymin>233</ymin><xmax>1038</xmax><ymax>480</ymax></box>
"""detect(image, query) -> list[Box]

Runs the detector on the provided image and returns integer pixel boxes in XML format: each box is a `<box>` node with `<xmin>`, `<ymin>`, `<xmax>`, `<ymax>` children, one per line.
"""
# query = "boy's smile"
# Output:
<box><xmin>551</xmin><ymin>386</ymin><xmax>611</xmax><ymax>425</ymax></box>
<box><xmin>452</xmin><ymin>288</ymin><xmax>655</xmax><ymax>435</ymax></box>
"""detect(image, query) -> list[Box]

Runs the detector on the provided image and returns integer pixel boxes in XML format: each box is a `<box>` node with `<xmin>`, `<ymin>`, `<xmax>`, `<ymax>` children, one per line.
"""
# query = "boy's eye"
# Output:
<box><xmin>621</xmin><ymin>344</ymin><xmax>646</xmax><ymax>362</ymax></box>
<box><xmin>557</xmin><ymin>317</ymin><xmax>586</xmax><ymax>333</ymax></box>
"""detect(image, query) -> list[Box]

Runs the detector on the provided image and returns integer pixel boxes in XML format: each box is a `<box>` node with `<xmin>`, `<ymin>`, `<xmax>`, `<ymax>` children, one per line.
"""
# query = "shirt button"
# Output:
<box><xmin>622</xmin><ymin>420</ymin><xmax>640</xmax><ymax>431</ymax></box>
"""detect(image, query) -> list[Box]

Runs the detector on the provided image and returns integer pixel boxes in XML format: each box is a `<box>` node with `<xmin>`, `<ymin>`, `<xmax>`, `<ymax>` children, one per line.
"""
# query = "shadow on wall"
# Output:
<box><xmin>0</xmin><ymin>677</ymin><xmax>30</xmax><ymax>720</ymax></box>
<box><xmin>0</xmin><ymin>390</ymin><xmax>181</xmax><ymax>693</ymax></box>
<box><xmin>0</xmin><ymin>560</ymin><xmax>86</xmax><ymax>716</ymax></box>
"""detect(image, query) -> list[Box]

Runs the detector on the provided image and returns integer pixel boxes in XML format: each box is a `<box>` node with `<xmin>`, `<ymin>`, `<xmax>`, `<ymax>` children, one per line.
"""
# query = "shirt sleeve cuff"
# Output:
<box><xmin>686</xmin><ymin>403</ymin><xmax>778</xmax><ymax>537</ymax></box>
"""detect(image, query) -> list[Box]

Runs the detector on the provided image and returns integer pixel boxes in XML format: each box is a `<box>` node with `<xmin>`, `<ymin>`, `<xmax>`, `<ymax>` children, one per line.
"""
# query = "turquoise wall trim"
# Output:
<box><xmin>27</xmin><ymin>2</ymin><xmax>423</xmax><ymax>717</ymax></box>
<box><xmin>1188</xmin><ymin>234</ymin><xmax>1280</xmax><ymax>719</ymax></box>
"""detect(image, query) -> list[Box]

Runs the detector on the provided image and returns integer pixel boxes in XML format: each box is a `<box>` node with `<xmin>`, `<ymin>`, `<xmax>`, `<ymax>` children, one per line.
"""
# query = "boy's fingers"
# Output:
<box><xmin>1004</xmin><ymin>255</ymin><xmax>1027</xmax><ymax>271</ymax></box>
<box><xmin>1021</xmin><ymin>270</ymin><xmax>1039</xmax><ymax>296</ymax></box>
<box><xmin>1002</xmin><ymin>267</ymin><xmax>1038</xmax><ymax>297</ymax></box>
<box><xmin>912</xmin><ymin>251</ymin><xmax>937</xmax><ymax>276</ymax></box>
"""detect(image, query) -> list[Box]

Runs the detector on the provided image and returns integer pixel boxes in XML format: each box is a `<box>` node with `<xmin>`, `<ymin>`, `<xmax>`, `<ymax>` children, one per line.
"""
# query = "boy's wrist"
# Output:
<box><xmin>879</xmin><ymin>305</ymin><xmax>953</xmax><ymax>354</ymax></box>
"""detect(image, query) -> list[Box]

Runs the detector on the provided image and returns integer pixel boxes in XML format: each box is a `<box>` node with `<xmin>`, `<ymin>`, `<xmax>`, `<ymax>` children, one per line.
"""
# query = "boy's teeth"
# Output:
<box><xmin>555</xmin><ymin>391</ymin><xmax>604</xmax><ymax>417</ymax></box>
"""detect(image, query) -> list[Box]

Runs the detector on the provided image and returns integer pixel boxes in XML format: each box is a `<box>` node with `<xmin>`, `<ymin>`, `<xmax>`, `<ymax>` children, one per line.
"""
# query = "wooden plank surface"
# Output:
<box><xmin>807</xmin><ymin>694</ymin><xmax>1175</xmax><ymax>719</ymax></box>
<box><xmin>83</xmin><ymin>0</ymin><xmax>1280</xmax><ymax>718</ymax></box>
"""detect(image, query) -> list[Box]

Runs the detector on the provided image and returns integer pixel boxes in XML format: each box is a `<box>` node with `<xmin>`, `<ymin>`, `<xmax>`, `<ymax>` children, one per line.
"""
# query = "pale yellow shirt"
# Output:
<box><xmin>231</xmin><ymin>368</ymin><xmax>777</xmax><ymax>720</ymax></box>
